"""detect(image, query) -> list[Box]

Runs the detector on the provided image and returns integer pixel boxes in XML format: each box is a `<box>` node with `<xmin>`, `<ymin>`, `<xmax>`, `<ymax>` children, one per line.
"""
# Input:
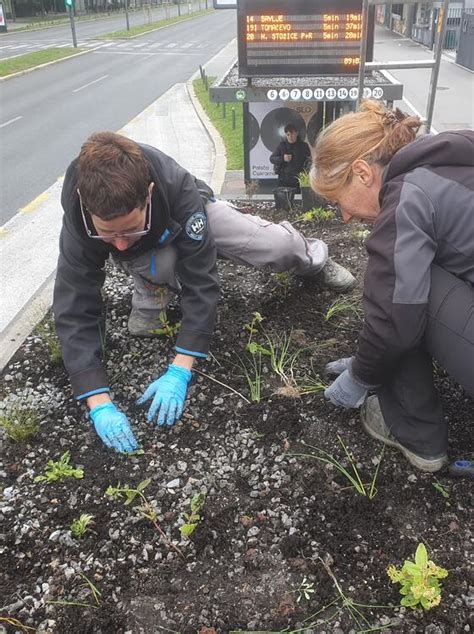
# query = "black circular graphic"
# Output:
<box><xmin>307</xmin><ymin>110</ymin><xmax>325</xmax><ymax>146</ymax></box>
<box><xmin>247</xmin><ymin>112</ymin><xmax>260</xmax><ymax>151</ymax></box>
<box><xmin>260</xmin><ymin>108</ymin><xmax>307</xmax><ymax>152</ymax></box>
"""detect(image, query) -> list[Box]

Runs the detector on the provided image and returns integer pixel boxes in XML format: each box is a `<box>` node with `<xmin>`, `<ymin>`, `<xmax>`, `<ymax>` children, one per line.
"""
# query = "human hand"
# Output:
<box><xmin>137</xmin><ymin>364</ymin><xmax>192</xmax><ymax>426</ymax></box>
<box><xmin>90</xmin><ymin>402</ymin><xmax>138</xmax><ymax>453</ymax></box>
<box><xmin>283</xmin><ymin>153</ymin><xmax>292</xmax><ymax>162</ymax></box>
<box><xmin>324</xmin><ymin>369</ymin><xmax>368</xmax><ymax>409</ymax></box>
<box><xmin>324</xmin><ymin>356</ymin><xmax>353</xmax><ymax>379</ymax></box>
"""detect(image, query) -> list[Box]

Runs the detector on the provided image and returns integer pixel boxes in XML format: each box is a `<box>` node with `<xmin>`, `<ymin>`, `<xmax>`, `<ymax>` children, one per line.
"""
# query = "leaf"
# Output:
<box><xmin>179</xmin><ymin>523</ymin><xmax>197</xmax><ymax>537</ymax></box>
<box><xmin>415</xmin><ymin>543</ymin><xmax>428</xmax><ymax>567</ymax></box>
<box><xmin>401</xmin><ymin>595</ymin><xmax>419</xmax><ymax>608</ymax></box>
<box><xmin>137</xmin><ymin>478</ymin><xmax>151</xmax><ymax>493</ymax></box>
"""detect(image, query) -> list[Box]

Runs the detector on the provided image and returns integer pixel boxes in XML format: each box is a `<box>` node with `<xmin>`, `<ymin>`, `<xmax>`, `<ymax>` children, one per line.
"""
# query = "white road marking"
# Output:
<box><xmin>148</xmin><ymin>42</ymin><xmax>164</xmax><ymax>48</ymax></box>
<box><xmin>133</xmin><ymin>42</ymin><xmax>148</xmax><ymax>48</ymax></box>
<box><xmin>0</xmin><ymin>116</ymin><xmax>23</xmax><ymax>129</ymax></box>
<box><xmin>165</xmin><ymin>42</ymin><xmax>177</xmax><ymax>48</ymax></box>
<box><xmin>72</xmin><ymin>74</ymin><xmax>109</xmax><ymax>93</ymax></box>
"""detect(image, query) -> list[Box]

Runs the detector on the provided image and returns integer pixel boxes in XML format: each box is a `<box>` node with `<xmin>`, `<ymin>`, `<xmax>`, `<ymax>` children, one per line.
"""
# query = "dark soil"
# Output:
<box><xmin>1</xmin><ymin>201</ymin><xmax>473</xmax><ymax>634</ymax></box>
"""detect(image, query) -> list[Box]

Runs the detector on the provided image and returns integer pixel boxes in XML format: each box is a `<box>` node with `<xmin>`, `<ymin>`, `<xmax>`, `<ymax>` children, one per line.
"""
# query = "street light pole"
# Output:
<box><xmin>125</xmin><ymin>0</ymin><xmax>130</xmax><ymax>31</ymax></box>
<box><xmin>65</xmin><ymin>0</ymin><xmax>77</xmax><ymax>48</ymax></box>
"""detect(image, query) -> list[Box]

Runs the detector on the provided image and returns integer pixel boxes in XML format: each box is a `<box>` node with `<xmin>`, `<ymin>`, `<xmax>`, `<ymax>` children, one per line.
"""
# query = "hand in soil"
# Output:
<box><xmin>324</xmin><ymin>356</ymin><xmax>353</xmax><ymax>378</ymax></box>
<box><xmin>89</xmin><ymin>402</ymin><xmax>138</xmax><ymax>452</ymax></box>
<box><xmin>137</xmin><ymin>364</ymin><xmax>192</xmax><ymax>426</ymax></box>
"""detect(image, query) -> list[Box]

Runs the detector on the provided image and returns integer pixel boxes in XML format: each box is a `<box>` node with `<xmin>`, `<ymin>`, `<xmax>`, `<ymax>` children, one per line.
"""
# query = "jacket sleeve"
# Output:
<box><xmin>352</xmin><ymin>179</ymin><xmax>437</xmax><ymax>385</ymax></box>
<box><xmin>270</xmin><ymin>142</ymin><xmax>285</xmax><ymax>168</ymax></box>
<box><xmin>53</xmin><ymin>214</ymin><xmax>109</xmax><ymax>399</ymax></box>
<box><xmin>171</xmin><ymin>172</ymin><xmax>219</xmax><ymax>358</ymax></box>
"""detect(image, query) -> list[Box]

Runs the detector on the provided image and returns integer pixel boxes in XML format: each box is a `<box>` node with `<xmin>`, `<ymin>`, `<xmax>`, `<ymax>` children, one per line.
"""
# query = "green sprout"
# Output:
<box><xmin>34</xmin><ymin>451</ymin><xmax>84</xmax><ymax>483</ymax></box>
<box><xmin>296</xmin><ymin>207</ymin><xmax>335</xmax><ymax>223</ymax></box>
<box><xmin>298</xmin><ymin>374</ymin><xmax>328</xmax><ymax>396</ymax></box>
<box><xmin>292</xmin><ymin>437</ymin><xmax>385</xmax><ymax>500</ymax></box>
<box><xmin>37</xmin><ymin>320</ymin><xmax>62</xmax><ymax>365</ymax></box>
<box><xmin>70</xmin><ymin>514</ymin><xmax>95</xmax><ymax>539</ymax></box>
<box><xmin>324</xmin><ymin>297</ymin><xmax>363</xmax><ymax>323</ymax></box>
<box><xmin>179</xmin><ymin>492</ymin><xmax>206</xmax><ymax>538</ymax></box>
<box><xmin>387</xmin><ymin>543</ymin><xmax>448</xmax><ymax>610</ymax></box>
<box><xmin>272</xmin><ymin>271</ymin><xmax>293</xmax><ymax>297</ymax></box>
<box><xmin>353</xmin><ymin>228</ymin><xmax>371</xmax><ymax>242</ymax></box>
<box><xmin>296</xmin><ymin>577</ymin><xmax>316</xmax><ymax>603</ymax></box>
<box><xmin>297</xmin><ymin>170</ymin><xmax>311</xmax><ymax>188</ymax></box>
<box><xmin>265</xmin><ymin>330</ymin><xmax>303</xmax><ymax>388</ymax></box>
<box><xmin>432</xmin><ymin>479</ymin><xmax>450</xmax><ymax>500</ymax></box>
<box><xmin>151</xmin><ymin>310</ymin><xmax>181</xmax><ymax>338</ymax></box>
<box><xmin>239</xmin><ymin>352</ymin><xmax>263</xmax><ymax>403</ymax></box>
<box><xmin>243</xmin><ymin>311</ymin><xmax>264</xmax><ymax>343</ymax></box>
<box><xmin>0</xmin><ymin>405</ymin><xmax>39</xmax><ymax>442</ymax></box>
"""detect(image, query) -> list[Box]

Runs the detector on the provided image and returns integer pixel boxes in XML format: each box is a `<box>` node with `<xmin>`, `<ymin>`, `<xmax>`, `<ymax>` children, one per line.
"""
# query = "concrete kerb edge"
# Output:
<box><xmin>0</xmin><ymin>272</ymin><xmax>56</xmax><ymax>373</ymax></box>
<box><xmin>186</xmin><ymin>79</ymin><xmax>227</xmax><ymax>196</ymax></box>
<box><xmin>0</xmin><ymin>46</ymin><xmax>100</xmax><ymax>82</ymax></box>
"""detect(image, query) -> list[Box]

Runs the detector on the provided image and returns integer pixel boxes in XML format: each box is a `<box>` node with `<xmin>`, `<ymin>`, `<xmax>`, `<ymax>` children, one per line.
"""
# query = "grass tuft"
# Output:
<box><xmin>0</xmin><ymin>405</ymin><xmax>39</xmax><ymax>442</ymax></box>
<box><xmin>0</xmin><ymin>48</ymin><xmax>84</xmax><ymax>77</ymax></box>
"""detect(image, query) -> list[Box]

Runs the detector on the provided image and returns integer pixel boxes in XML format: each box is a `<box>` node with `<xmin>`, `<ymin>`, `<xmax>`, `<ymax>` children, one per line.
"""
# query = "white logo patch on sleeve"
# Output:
<box><xmin>185</xmin><ymin>211</ymin><xmax>207</xmax><ymax>241</ymax></box>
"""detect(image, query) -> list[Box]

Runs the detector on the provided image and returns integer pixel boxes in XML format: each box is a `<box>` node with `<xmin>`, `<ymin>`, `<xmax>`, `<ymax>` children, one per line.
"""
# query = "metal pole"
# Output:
<box><xmin>68</xmin><ymin>5</ymin><xmax>77</xmax><ymax>47</ymax></box>
<box><xmin>425</xmin><ymin>0</ymin><xmax>449</xmax><ymax>133</ymax></box>
<box><xmin>356</xmin><ymin>0</ymin><xmax>370</xmax><ymax>109</ymax></box>
<box><xmin>125</xmin><ymin>0</ymin><xmax>130</xmax><ymax>30</ymax></box>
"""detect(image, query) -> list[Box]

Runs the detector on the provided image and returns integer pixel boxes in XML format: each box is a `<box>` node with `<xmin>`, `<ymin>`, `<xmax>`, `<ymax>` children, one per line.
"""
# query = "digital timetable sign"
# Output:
<box><xmin>237</xmin><ymin>0</ymin><xmax>374</xmax><ymax>77</ymax></box>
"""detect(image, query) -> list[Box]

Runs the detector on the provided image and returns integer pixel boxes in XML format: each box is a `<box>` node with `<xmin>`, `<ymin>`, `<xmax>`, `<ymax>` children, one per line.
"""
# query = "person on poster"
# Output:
<box><xmin>270</xmin><ymin>123</ymin><xmax>311</xmax><ymax>190</ymax></box>
<box><xmin>53</xmin><ymin>132</ymin><xmax>355</xmax><ymax>454</ymax></box>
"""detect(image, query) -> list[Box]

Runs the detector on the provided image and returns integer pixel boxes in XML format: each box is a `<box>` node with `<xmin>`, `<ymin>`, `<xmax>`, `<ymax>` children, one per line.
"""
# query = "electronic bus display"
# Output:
<box><xmin>237</xmin><ymin>0</ymin><xmax>374</xmax><ymax>76</ymax></box>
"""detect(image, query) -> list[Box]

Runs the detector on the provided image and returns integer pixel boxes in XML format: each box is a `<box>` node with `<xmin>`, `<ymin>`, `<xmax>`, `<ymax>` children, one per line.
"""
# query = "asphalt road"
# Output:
<box><xmin>0</xmin><ymin>1</ymin><xmax>209</xmax><ymax>59</ymax></box>
<box><xmin>0</xmin><ymin>9</ymin><xmax>236</xmax><ymax>224</ymax></box>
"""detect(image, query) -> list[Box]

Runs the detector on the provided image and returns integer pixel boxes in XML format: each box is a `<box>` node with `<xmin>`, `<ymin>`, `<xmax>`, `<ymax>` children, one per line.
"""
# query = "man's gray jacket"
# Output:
<box><xmin>352</xmin><ymin>130</ymin><xmax>474</xmax><ymax>386</ymax></box>
<box><xmin>53</xmin><ymin>144</ymin><xmax>219</xmax><ymax>400</ymax></box>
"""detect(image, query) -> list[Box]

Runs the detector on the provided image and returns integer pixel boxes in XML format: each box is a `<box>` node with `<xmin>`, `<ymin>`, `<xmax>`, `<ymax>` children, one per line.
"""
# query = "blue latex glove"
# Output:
<box><xmin>137</xmin><ymin>364</ymin><xmax>192</xmax><ymax>426</ymax></box>
<box><xmin>324</xmin><ymin>356</ymin><xmax>353</xmax><ymax>379</ymax></box>
<box><xmin>90</xmin><ymin>402</ymin><xmax>138</xmax><ymax>453</ymax></box>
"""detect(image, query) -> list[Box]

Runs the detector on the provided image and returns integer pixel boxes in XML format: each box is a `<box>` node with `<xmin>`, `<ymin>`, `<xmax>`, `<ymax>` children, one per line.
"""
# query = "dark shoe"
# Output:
<box><xmin>314</xmin><ymin>258</ymin><xmax>356</xmax><ymax>292</ymax></box>
<box><xmin>360</xmin><ymin>396</ymin><xmax>448</xmax><ymax>473</ymax></box>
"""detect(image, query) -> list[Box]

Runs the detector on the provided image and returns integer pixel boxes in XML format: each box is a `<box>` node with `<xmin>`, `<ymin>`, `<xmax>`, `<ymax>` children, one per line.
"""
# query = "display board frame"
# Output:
<box><xmin>237</xmin><ymin>0</ymin><xmax>374</xmax><ymax>77</ymax></box>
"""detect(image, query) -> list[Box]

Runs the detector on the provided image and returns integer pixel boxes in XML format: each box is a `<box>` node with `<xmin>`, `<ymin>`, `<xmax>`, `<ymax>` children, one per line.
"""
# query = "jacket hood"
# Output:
<box><xmin>383</xmin><ymin>130</ymin><xmax>474</xmax><ymax>184</ymax></box>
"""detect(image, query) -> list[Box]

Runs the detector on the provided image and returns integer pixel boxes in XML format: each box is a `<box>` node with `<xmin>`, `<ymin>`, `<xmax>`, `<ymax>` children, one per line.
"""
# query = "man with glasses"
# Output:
<box><xmin>54</xmin><ymin>131</ymin><xmax>354</xmax><ymax>453</ymax></box>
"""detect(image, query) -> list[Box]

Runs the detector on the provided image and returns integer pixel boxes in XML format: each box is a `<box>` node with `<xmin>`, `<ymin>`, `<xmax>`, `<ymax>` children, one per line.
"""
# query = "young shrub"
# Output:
<box><xmin>0</xmin><ymin>405</ymin><xmax>39</xmax><ymax>442</ymax></box>
<box><xmin>34</xmin><ymin>450</ymin><xmax>84</xmax><ymax>483</ymax></box>
<box><xmin>387</xmin><ymin>543</ymin><xmax>448</xmax><ymax>609</ymax></box>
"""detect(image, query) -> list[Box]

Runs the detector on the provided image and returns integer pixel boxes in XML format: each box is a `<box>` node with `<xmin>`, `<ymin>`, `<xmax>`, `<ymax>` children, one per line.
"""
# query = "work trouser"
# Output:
<box><xmin>116</xmin><ymin>198</ymin><xmax>328</xmax><ymax>316</ymax></box>
<box><xmin>377</xmin><ymin>265</ymin><xmax>474</xmax><ymax>457</ymax></box>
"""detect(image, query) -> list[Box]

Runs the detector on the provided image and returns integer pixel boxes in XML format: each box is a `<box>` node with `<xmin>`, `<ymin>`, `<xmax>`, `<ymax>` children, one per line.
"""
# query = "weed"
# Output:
<box><xmin>151</xmin><ymin>310</ymin><xmax>181</xmax><ymax>338</ymax></box>
<box><xmin>432</xmin><ymin>479</ymin><xmax>450</xmax><ymax>500</ymax></box>
<box><xmin>34</xmin><ymin>451</ymin><xmax>84</xmax><ymax>483</ymax></box>
<box><xmin>0</xmin><ymin>405</ymin><xmax>39</xmax><ymax>442</ymax></box>
<box><xmin>37</xmin><ymin>320</ymin><xmax>62</xmax><ymax>365</ymax></box>
<box><xmin>292</xmin><ymin>437</ymin><xmax>384</xmax><ymax>499</ymax></box>
<box><xmin>296</xmin><ymin>207</ymin><xmax>335</xmax><ymax>223</ymax></box>
<box><xmin>296</xmin><ymin>577</ymin><xmax>316</xmax><ymax>603</ymax></box>
<box><xmin>70</xmin><ymin>513</ymin><xmax>95</xmax><ymax>539</ymax></box>
<box><xmin>324</xmin><ymin>296</ymin><xmax>363</xmax><ymax>323</ymax></box>
<box><xmin>179</xmin><ymin>492</ymin><xmax>206</xmax><ymax>537</ymax></box>
<box><xmin>106</xmin><ymin>479</ymin><xmax>184</xmax><ymax>558</ymax></box>
<box><xmin>387</xmin><ymin>542</ymin><xmax>448</xmax><ymax>609</ymax></box>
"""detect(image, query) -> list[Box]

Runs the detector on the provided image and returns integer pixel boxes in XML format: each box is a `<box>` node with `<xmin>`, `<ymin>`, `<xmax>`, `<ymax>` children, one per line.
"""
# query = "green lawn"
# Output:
<box><xmin>0</xmin><ymin>47</ymin><xmax>84</xmax><ymax>77</ymax></box>
<box><xmin>104</xmin><ymin>8</ymin><xmax>212</xmax><ymax>38</ymax></box>
<box><xmin>193</xmin><ymin>77</ymin><xmax>244</xmax><ymax>170</ymax></box>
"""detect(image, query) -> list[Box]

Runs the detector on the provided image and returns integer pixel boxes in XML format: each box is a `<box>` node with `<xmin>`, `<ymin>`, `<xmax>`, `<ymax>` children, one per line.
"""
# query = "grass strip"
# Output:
<box><xmin>193</xmin><ymin>77</ymin><xmax>244</xmax><ymax>170</ymax></box>
<box><xmin>0</xmin><ymin>47</ymin><xmax>84</xmax><ymax>77</ymax></box>
<box><xmin>104</xmin><ymin>8</ymin><xmax>212</xmax><ymax>38</ymax></box>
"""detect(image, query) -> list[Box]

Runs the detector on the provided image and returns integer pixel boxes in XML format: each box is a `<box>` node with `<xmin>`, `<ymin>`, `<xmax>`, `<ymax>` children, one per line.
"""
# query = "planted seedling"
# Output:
<box><xmin>324</xmin><ymin>296</ymin><xmax>363</xmax><ymax>324</ymax></box>
<box><xmin>296</xmin><ymin>577</ymin><xmax>316</xmax><ymax>603</ymax></box>
<box><xmin>297</xmin><ymin>170</ymin><xmax>311</xmax><ymax>188</ymax></box>
<box><xmin>70</xmin><ymin>513</ymin><xmax>95</xmax><ymax>539</ymax></box>
<box><xmin>292</xmin><ymin>437</ymin><xmax>385</xmax><ymax>499</ymax></box>
<box><xmin>271</xmin><ymin>271</ymin><xmax>293</xmax><ymax>298</ymax></box>
<box><xmin>36</xmin><ymin>320</ymin><xmax>62</xmax><ymax>365</ymax></box>
<box><xmin>0</xmin><ymin>405</ymin><xmax>39</xmax><ymax>442</ymax></box>
<box><xmin>179</xmin><ymin>492</ymin><xmax>206</xmax><ymax>537</ymax></box>
<box><xmin>353</xmin><ymin>228</ymin><xmax>371</xmax><ymax>242</ymax></box>
<box><xmin>387</xmin><ymin>542</ymin><xmax>448</xmax><ymax>609</ymax></box>
<box><xmin>239</xmin><ymin>352</ymin><xmax>263</xmax><ymax>403</ymax></box>
<box><xmin>265</xmin><ymin>330</ymin><xmax>303</xmax><ymax>388</ymax></box>
<box><xmin>298</xmin><ymin>373</ymin><xmax>328</xmax><ymax>396</ymax></box>
<box><xmin>151</xmin><ymin>310</ymin><xmax>181</xmax><ymax>338</ymax></box>
<box><xmin>34</xmin><ymin>451</ymin><xmax>84</xmax><ymax>483</ymax></box>
<box><xmin>106</xmin><ymin>479</ymin><xmax>184</xmax><ymax>558</ymax></box>
<box><xmin>296</xmin><ymin>207</ymin><xmax>335</xmax><ymax>223</ymax></box>
<box><xmin>432</xmin><ymin>479</ymin><xmax>450</xmax><ymax>502</ymax></box>
<box><xmin>243</xmin><ymin>311</ymin><xmax>264</xmax><ymax>343</ymax></box>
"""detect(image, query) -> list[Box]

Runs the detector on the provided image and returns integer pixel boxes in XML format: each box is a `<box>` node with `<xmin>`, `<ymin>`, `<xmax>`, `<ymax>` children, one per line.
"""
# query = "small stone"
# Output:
<box><xmin>247</xmin><ymin>526</ymin><xmax>260</xmax><ymax>538</ymax></box>
<box><xmin>166</xmin><ymin>478</ymin><xmax>180</xmax><ymax>489</ymax></box>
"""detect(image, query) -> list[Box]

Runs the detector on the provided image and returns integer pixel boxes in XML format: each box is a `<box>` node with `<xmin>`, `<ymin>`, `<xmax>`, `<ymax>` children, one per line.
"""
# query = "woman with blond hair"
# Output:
<box><xmin>312</xmin><ymin>100</ymin><xmax>474</xmax><ymax>472</ymax></box>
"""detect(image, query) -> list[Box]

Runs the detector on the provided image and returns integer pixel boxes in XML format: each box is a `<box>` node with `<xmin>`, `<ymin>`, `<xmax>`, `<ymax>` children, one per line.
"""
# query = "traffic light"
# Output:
<box><xmin>65</xmin><ymin>0</ymin><xmax>74</xmax><ymax>7</ymax></box>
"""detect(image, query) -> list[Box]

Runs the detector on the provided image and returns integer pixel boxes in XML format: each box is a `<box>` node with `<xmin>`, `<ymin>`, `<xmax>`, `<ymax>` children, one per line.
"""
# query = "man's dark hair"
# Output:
<box><xmin>284</xmin><ymin>123</ymin><xmax>297</xmax><ymax>134</ymax></box>
<box><xmin>77</xmin><ymin>132</ymin><xmax>150</xmax><ymax>220</ymax></box>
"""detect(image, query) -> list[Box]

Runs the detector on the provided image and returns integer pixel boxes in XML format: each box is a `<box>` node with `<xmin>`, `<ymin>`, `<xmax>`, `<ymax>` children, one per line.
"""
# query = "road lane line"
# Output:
<box><xmin>72</xmin><ymin>74</ymin><xmax>108</xmax><ymax>93</ymax></box>
<box><xmin>0</xmin><ymin>115</ymin><xmax>23</xmax><ymax>129</ymax></box>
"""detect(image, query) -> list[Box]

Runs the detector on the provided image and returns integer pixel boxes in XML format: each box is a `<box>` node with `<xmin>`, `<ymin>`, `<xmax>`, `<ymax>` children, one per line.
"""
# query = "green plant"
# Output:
<box><xmin>432</xmin><ymin>479</ymin><xmax>450</xmax><ymax>500</ymax></box>
<box><xmin>34</xmin><ymin>451</ymin><xmax>84</xmax><ymax>483</ymax></box>
<box><xmin>296</xmin><ymin>207</ymin><xmax>335</xmax><ymax>223</ymax></box>
<box><xmin>179</xmin><ymin>492</ymin><xmax>206</xmax><ymax>537</ymax></box>
<box><xmin>387</xmin><ymin>543</ymin><xmax>448</xmax><ymax>609</ymax></box>
<box><xmin>324</xmin><ymin>296</ymin><xmax>363</xmax><ymax>323</ymax></box>
<box><xmin>106</xmin><ymin>480</ymin><xmax>184</xmax><ymax>558</ymax></box>
<box><xmin>244</xmin><ymin>311</ymin><xmax>264</xmax><ymax>343</ymax></box>
<box><xmin>354</xmin><ymin>228</ymin><xmax>371</xmax><ymax>242</ymax></box>
<box><xmin>0</xmin><ymin>617</ymin><xmax>35</xmax><ymax>632</ymax></box>
<box><xmin>239</xmin><ymin>352</ymin><xmax>263</xmax><ymax>403</ymax></box>
<box><xmin>70</xmin><ymin>514</ymin><xmax>95</xmax><ymax>539</ymax></box>
<box><xmin>265</xmin><ymin>330</ymin><xmax>303</xmax><ymax>388</ymax></box>
<box><xmin>0</xmin><ymin>405</ymin><xmax>39</xmax><ymax>442</ymax></box>
<box><xmin>298</xmin><ymin>373</ymin><xmax>328</xmax><ymax>395</ymax></box>
<box><xmin>272</xmin><ymin>271</ymin><xmax>293</xmax><ymax>297</ymax></box>
<box><xmin>151</xmin><ymin>310</ymin><xmax>181</xmax><ymax>338</ymax></box>
<box><xmin>296</xmin><ymin>577</ymin><xmax>316</xmax><ymax>603</ymax></box>
<box><xmin>46</xmin><ymin>571</ymin><xmax>102</xmax><ymax>610</ymax></box>
<box><xmin>292</xmin><ymin>437</ymin><xmax>384</xmax><ymax>499</ymax></box>
<box><xmin>37</xmin><ymin>320</ymin><xmax>62</xmax><ymax>365</ymax></box>
<box><xmin>297</xmin><ymin>170</ymin><xmax>311</xmax><ymax>188</ymax></box>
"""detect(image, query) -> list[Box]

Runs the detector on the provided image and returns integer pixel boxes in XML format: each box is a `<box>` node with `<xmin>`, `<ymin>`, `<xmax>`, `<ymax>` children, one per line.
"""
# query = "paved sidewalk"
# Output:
<box><xmin>0</xmin><ymin>38</ymin><xmax>237</xmax><ymax>369</ymax></box>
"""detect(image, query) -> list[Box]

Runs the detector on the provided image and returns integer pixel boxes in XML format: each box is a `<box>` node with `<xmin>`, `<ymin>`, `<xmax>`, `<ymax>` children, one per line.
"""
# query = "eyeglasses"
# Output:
<box><xmin>77</xmin><ymin>189</ymin><xmax>152</xmax><ymax>242</ymax></box>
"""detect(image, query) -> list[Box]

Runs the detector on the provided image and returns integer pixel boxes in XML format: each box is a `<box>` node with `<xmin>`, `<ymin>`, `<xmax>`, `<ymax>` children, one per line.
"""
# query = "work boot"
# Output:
<box><xmin>314</xmin><ymin>258</ymin><xmax>356</xmax><ymax>292</ymax></box>
<box><xmin>127</xmin><ymin>309</ymin><xmax>161</xmax><ymax>337</ymax></box>
<box><xmin>360</xmin><ymin>395</ymin><xmax>448</xmax><ymax>473</ymax></box>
